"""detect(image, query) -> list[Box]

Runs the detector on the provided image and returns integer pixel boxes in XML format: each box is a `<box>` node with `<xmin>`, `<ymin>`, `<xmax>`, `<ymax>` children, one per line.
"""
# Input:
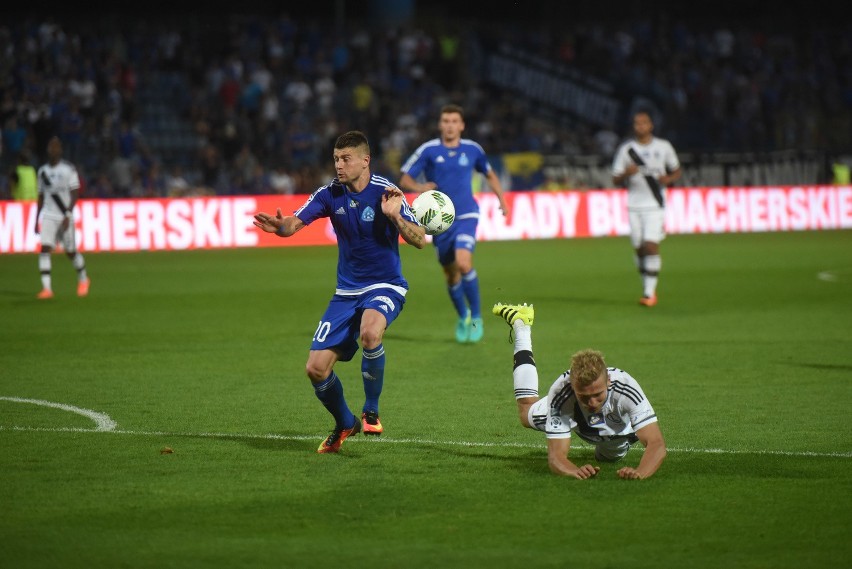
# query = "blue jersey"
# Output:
<box><xmin>400</xmin><ymin>138</ymin><xmax>493</xmax><ymax>220</ymax></box>
<box><xmin>295</xmin><ymin>175</ymin><xmax>418</xmax><ymax>295</ymax></box>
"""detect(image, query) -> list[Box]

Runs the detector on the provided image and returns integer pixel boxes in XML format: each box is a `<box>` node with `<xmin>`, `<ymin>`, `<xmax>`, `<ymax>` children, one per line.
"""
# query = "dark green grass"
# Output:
<box><xmin>1</xmin><ymin>230</ymin><xmax>851</xmax><ymax>568</ymax></box>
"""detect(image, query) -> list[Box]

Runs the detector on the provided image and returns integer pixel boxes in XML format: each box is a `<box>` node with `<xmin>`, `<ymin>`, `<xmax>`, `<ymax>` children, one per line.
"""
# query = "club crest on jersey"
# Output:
<box><xmin>588</xmin><ymin>413</ymin><xmax>604</xmax><ymax>425</ymax></box>
<box><xmin>606</xmin><ymin>412</ymin><xmax>624</xmax><ymax>425</ymax></box>
<box><xmin>361</xmin><ymin>206</ymin><xmax>375</xmax><ymax>222</ymax></box>
<box><xmin>459</xmin><ymin>153</ymin><xmax>469</xmax><ymax>166</ymax></box>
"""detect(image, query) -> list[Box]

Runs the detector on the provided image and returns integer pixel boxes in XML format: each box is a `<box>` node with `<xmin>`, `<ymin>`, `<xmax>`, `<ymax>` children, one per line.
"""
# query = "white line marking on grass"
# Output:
<box><xmin>818</xmin><ymin>268</ymin><xmax>852</xmax><ymax>283</ymax></box>
<box><xmin>1</xmin><ymin>424</ymin><xmax>850</xmax><ymax>459</ymax></box>
<box><xmin>0</xmin><ymin>397</ymin><xmax>117</xmax><ymax>431</ymax></box>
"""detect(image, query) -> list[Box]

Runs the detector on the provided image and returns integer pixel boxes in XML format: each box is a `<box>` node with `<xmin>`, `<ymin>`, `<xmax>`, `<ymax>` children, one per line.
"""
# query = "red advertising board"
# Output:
<box><xmin>1</xmin><ymin>187</ymin><xmax>850</xmax><ymax>254</ymax></box>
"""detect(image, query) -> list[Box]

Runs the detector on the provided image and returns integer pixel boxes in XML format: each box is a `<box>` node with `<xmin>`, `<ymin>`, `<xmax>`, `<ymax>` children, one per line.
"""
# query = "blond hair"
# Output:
<box><xmin>570</xmin><ymin>349</ymin><xmax>607</xmax><ymax>388</ymax></box>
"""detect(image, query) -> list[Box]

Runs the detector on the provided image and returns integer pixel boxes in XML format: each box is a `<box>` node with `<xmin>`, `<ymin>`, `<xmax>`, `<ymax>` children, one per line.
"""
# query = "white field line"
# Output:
<box><xmin>0</xmin><ymin>397</ymin><xmax>117</xmax><ymax>431</ymax></box>
<box><xmin>817</xmin><ymin>268</ymin><xmax>852</xmax><ymax>282</ymax></box>
<box><xmin>1</xmin><ymin>425</ymin><xmax>850</xmax><ymax>459</ymax></box>
<box><xmin>3</xmin><ymin>396</ymin><xmax>850</xmax><ymax>459</ymax></box>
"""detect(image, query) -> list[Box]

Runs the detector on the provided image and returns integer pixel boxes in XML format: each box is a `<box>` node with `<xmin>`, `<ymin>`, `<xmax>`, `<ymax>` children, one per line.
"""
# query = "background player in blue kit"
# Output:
<box><xmin>253</xmin><ymin>131</ymin><xmax>425</xmax><ymax>453</ymax></box>
<box><xmin>399</xmin><ymin>104</ymin><xmax>509</xmax><ymax>344</ymax></box>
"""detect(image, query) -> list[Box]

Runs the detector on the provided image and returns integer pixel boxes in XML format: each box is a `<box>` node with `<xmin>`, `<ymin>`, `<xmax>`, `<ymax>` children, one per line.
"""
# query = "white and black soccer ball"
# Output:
<box><xmin>411</xmin><ymin>190</ymin><xmax>455</xmax><ymax>235</ymax></box>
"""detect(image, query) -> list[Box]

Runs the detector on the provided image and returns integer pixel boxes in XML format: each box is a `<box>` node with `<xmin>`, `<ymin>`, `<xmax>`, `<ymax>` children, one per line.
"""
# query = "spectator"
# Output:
<box><xmin>267</xmin><ymin>162</ymin><xmax>296</xmax><ymax>195</ymax></box>
<box><xmin>3</xmin><ymin>117</ymin><xmax>28</xmax><ymax>164</ymax></box>
<box><xmin>9</xmin><ymin>151</ymin><xmax>38</xmax><ymax>201</ymax></box>
<box><xmin>165</xmin><ymin>164</ymin><xmax>191</xmax><ymax>197</ymax></box>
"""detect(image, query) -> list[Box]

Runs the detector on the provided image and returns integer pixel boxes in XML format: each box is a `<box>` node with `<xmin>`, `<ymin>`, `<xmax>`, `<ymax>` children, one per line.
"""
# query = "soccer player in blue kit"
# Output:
<box><xmin>253</xmin><ymin>131</ymin><xmax>425</xmax><ymax>453</ymax></box>
<box><xmin>399</xmin><ymin>104</ymin><xmax>509</xmax><ymax>344</ymax></box>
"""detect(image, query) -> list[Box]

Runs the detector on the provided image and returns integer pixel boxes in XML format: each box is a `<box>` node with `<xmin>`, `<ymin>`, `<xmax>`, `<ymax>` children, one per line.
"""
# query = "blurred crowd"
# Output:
<box><xmin>2</xmin><ymin>8</ymin><xmax>850</xmax><ymax>199</ymax></box>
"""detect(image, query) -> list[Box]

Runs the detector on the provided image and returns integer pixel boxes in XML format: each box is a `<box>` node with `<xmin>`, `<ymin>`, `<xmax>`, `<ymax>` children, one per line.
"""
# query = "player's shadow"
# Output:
<box><xmin>420</xmin><ymin>443</ymin><xmax>567</xmax><ymax>475</ymax></box>
<box><xmin>205</xmin><ymin>432</ymin><xmax>319</xmax><ymax>453</ymax></box>
<box><xmin>657</xmin><ymin>452</ymin><xmax>836</xmax><ymax>480</ymax></box>
<box><xmin>785</xmin><ymin>362</ymin><xmax>852</xmax><ymax>371</ymax></box>
<box><xmin>0</xmin><ymin>290</ymin><xmax>47</xmax><ymax>301</ymax></box>
<box><xmin>426</xmin><ymin>441</ymin><xmax>651</xmax><ymax>475</ymax></box>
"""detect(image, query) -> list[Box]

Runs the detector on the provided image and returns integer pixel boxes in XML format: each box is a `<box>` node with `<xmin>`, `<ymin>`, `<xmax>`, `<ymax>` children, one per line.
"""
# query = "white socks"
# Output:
<box><xmin>512</xmin><ymin>321</ymin><xmax>538</xmax><ymax>400</ymax></box>
<box><xmin>643</xmin><ymin>254</ymin><xmax>661</xmax><ymax>297</ymax></box>
<box><xmin>39</xmin><ymin>253</ymin><xmax>52</xmax><ymax>290</ymax></box>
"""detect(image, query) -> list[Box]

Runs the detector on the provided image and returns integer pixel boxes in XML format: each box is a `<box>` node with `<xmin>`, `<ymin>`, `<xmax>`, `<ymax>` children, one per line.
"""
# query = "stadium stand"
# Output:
<box><xmin>1</xmin><ymin>2</ymin><xmax>849</xmax><ymax>198</ymax></box>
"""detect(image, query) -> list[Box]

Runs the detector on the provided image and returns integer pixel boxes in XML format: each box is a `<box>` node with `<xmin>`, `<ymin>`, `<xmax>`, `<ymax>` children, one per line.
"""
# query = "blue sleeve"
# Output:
<box><xmin>294</xmin><ymin>186</ymin><xmax>330</xmax><ymax>225</ymax></box>
<box><xmin>400</xmin><ymin>196</ymin><xmax>418</xmax><ymax>224</ymax></box>
<box><xmin>474</xmin><ymin>148</ymin><xmax>492</xmax><ymax>176</ymax></box>
<box><xmin>401</xmin><ymin>147</ymin><xmax>427</xmax><ymax>178</ymax></box>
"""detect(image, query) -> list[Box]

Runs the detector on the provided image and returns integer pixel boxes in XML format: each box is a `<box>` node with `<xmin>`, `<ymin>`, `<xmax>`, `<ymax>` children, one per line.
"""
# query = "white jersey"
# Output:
<box><xmin>612</xmin><ymin>137</ymin><xmax>680</xmax><ymax>211</ymax></box>
<box><xmin>541</xmin><ymin>368</ymin><xmax>658</xmax><ymax>442</ymax></box>
<box><xmin>38</xmin><ymin>160</ymin><xmax>80</xmax><ymax>220</ymax></box>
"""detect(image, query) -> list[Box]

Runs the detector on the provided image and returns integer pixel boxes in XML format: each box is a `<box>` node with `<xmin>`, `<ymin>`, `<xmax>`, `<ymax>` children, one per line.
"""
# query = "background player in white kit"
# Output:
<box><xmin>35</xmin><ymin>136</ymin><xmax>90</xmax><ymax>299</ymax></box>
<box><xmin>612</xmin><ymin>111</ymin><xmax>681</xmax><ymax>307</ymax></box>
<box><xmin>492</xmin><ymin>302</ymin><xmax>667</xmax><ymax>479</ymax></box>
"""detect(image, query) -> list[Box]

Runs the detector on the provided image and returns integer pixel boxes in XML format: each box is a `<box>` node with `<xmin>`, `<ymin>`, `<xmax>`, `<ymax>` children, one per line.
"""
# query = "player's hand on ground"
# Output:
<box><xmin>617</xmin><ymin>466</ymin><xmax>644</xmax><ymax>480</ymax></box>
<box><xmin>571</xmin><ymin>464</ymin><xmax>601</xmax><ymax>479</ymax></box>
<box><xmin>253</xmin><ymin>208</ymin><xmax>284</xmax><ymax>233</ymax></box>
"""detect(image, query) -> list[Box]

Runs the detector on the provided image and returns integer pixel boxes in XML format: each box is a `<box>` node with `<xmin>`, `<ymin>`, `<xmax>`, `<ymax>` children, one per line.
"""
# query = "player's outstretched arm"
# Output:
<box><xmin>547</xmin><ymin>438</ymin><xmax>600</xmax><ymax>480</ymax></box>
<box><xmin>253</xmin><ymin>208</ymin><xmax>304</xmax><ymax>237</ymax></box>
<box><xmin>383</xmin><ymin>187</ymin><xmax>425</xmax><ymax>249</ymax></box>
<box><xmin>484</xmin><ymin>170</ymin><xmax>510</xmax><ymax>217</ymax></box>
<box><xmin>617</xmin><ymin>422</ymin><xmax>667</xmax><ymax>480</ymax></box>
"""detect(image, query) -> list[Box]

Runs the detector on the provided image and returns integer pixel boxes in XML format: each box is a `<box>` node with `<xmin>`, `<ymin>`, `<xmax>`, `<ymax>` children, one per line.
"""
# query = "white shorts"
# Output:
<box><xmin>40</xmin><ymin>217</ymin><xmax>77</xmax><ymax>253</ymax></box>
<box><xmin>593</xmin><ymin>436</ymin><xmax>637</xmax><ymax>462</ymax></box>
<box><xmin>628</xmin><ymin>209</ymin><xmax>665</xmax><ymax>248</ymax></box>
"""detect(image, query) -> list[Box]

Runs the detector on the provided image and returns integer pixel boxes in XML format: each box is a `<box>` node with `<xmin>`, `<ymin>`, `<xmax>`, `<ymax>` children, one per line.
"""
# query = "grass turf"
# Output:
<box><xmin>1</xmin><ymin>229</ymin><xmax>851</xmax><ymax>568</ymax></box>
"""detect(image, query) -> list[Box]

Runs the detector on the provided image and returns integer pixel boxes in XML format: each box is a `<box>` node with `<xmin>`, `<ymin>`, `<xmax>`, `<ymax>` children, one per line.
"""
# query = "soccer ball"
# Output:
<box><xmin>411</xmin><ymin>190</ymin><xmax>455</xmax><ymax>235</ymax></box>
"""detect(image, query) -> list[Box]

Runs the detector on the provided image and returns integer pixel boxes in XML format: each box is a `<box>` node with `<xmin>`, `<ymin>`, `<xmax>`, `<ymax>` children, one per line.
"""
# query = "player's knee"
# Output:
<box><xmin>304</xmin><ymin>362</ymin><xmax>328</xmax><ymax>382</ymax></box>
<box><xmin>457</xmin><ymin>260</ymin><xmax>473</xmax><ymax>274</ymax></box>
<box><xmin>359</xmin><ymin>328</ymin><xmax>382</xmax><ymax>349</ymax></box>
<box><xmin>642</xmin><ymin>242</ymin><xmax>659</xmax><ymax>255</ymax></box>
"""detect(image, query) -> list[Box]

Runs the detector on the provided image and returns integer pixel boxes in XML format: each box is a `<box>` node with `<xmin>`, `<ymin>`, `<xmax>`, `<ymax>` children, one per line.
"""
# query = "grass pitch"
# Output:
<box><xmin>1</xmin><ymin>230</ymin><xmax>851</xmax><ymax>568</ymax></box>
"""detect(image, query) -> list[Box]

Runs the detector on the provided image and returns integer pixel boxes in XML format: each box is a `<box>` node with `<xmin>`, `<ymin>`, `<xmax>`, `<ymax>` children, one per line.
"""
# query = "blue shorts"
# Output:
<box><xmin>432</xmin><ymin>217</ymin><xmax>478</xmax><ymax>266</ymax></box>
<box><xmin>310</xmin><ymin>288</ymin><xmax>407</xmax><ymax>361</ymax></box>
